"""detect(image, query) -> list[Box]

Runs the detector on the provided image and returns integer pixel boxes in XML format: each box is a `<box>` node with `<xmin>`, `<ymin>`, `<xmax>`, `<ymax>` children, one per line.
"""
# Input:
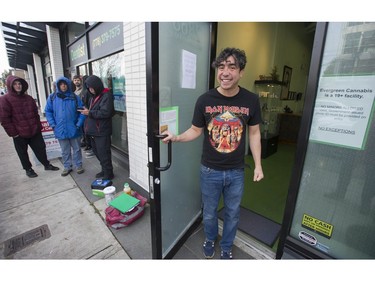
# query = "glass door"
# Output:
<box><xmin>146</xmin><ymin>22</ymin><xmax>213</xmax><ymax>258</ymax></box>
<box><xmin>278</xmin><ymin>22</ymin><xmax>375</xmax><ymax>259</ymax></box>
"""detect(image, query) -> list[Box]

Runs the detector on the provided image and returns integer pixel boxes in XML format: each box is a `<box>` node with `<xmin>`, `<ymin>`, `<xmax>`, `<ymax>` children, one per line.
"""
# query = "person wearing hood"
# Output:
<box><xmin>45</xmin><ymin>77</ymin><xmax>86</xmax><ymax>177</ymax></box>
<box><xmin>79</xmin><ymin>75</ymin><xmax>93</xmax><ymax>153</ymax></box>
<box><xmin>0</xmin><ymin>75</ymin><xmax>60</xmax><ymax>178</ymax></box>
<box><xmin>78</xmin><ymin>75</ymin><xmax>114</xmax><ymax>180</ymax></box>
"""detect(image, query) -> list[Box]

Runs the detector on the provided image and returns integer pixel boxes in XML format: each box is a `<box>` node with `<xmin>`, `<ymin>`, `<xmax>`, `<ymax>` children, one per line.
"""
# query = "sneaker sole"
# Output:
<box><xmin>61</xmin><ymin>170</ymin><xmax>72</xmax><ymax>177</ymax></box>
<box><xmin>204</xmin><ymin>252</ymin><xmax>215</xmax><ymax>259</ymax></box>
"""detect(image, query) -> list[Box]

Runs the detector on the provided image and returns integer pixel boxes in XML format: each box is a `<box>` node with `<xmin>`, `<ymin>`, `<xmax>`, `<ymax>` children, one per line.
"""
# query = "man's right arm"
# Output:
<box><xmin>162</xmin><ymin>125</ymin><xmax>203</xmax><ymax>144</ymax></box>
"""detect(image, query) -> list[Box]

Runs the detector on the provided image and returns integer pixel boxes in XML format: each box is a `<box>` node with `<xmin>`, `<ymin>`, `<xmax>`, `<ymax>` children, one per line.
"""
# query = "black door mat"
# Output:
<box><xmin>218</xmin><ymin>207</ymin><xmax>281</xmax><ymax>247</ymax></box>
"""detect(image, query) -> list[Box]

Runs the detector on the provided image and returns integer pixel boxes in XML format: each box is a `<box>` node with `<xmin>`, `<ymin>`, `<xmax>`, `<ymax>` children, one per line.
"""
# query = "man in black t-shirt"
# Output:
<box><xmin>162</xmin><ymin>48</ymin><xmax>264</xmax><ymax>259</ymax></box>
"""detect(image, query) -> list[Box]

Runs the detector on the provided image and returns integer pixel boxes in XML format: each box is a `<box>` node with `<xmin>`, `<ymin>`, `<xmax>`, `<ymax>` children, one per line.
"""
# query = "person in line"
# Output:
<box><xmin>73</xmin><ymin>75</ymin><xmax>83</xmax><ymax>98</ymax></box>
<box><xmin>45</xmin><ymin>77</ymin><xmax>86</xmax><ymax>177</ymax></box>
<box><xmin>78</xmin><ymin>75</ymin><xmax>115</xmax><ymax>180</ymax></box>
<box><xmin>161</xmin><ymin>48</ymin><xmax>264</xmax><ymax>259</ymax></box>
<box><xmin>50</xmin><ymin>81</ymin><xmax>57</xmax><ymax>96</ymax></box>
<box><xmin>80</xmin><ymin>75</ymin><xmax>94</xmax><ymax>158</ymax></box>
<box><xmin>72</xmin><ymin>75</ymin><xmax>87</xmax><ymax>148</ymax></box>
<box><xmin>0</xmin><ymin>75</ymin><xmax>60</xmax><ymax>178</ymax></box>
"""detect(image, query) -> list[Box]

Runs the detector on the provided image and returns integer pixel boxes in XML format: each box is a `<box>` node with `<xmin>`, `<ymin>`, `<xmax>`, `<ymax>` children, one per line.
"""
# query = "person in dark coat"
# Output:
<box><xmin>80</xmin><ymin>75</ymin><xmax>93</xmax><ymax>153</ymax></box>
<box><xmin>79</xmin><ymin>75</ymin><xmax>115</xmax><ymax>180</ymax></box>
<box><xmin>0</xmin><ymin>75</ymin><xmax>59</xmax><ymax>178</ymax></box>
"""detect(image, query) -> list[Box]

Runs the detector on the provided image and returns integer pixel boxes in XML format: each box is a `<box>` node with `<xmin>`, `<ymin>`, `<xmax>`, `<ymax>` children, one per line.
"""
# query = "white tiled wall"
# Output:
<box><xmin>46</xmin><ymin>26</ymin><xmax>64</xmax><ymax>81</ymax></box>
<box><xmin>123</xmin><ymin>22</ymin><xmax>149</xmax><ymax>192</ymax></box>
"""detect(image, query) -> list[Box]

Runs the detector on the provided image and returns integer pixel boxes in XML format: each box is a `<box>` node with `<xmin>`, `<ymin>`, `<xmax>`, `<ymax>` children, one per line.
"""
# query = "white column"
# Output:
<box><xmin>46</xmin><ymin>25</ymin><xmax>64</xmax><ymax>81</ymax></box>
<box><xmin>33</xmin><ymin>53</ymin><xmax>47</xmax><ymax>114</ymax></box>
<box><xmin>124</xmin><ymin>22</ymin><xmax>149</xmax><ymax>192</ymax></box>
<box><xmin>26</xmin><ymin>64</ymin><xmax>37</xmax><ymax>100</ymax></box>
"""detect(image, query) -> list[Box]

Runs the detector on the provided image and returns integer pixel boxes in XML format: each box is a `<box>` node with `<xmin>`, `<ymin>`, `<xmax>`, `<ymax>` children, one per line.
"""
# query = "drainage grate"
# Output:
<box><xmin>3</xmin><ymin>224</ymin><xmax>51</xmax><ymax>257</ymax></box>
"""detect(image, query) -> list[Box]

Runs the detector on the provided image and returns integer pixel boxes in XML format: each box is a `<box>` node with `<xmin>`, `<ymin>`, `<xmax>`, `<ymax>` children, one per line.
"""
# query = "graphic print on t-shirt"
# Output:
<box><xmin>206</xmin><ymin>106</ymin><xmax>248</xmax><ymax>153</ymax></box>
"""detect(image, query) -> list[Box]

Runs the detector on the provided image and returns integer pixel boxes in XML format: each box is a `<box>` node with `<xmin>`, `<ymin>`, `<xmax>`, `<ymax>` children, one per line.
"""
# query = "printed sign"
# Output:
<box><xmin>310</xmin><ymin>76</ymin><xmax>375</xmax><ymax>149</ymax></box>
<box><xmin>302</xmin><ymin>214</ymin><xmax>334</xmax><ymax>239</ymax></box>
<box><xmin>34</xmin><ymin>121</ymin><xmax>61</xmax><ymax>164</ymax></box>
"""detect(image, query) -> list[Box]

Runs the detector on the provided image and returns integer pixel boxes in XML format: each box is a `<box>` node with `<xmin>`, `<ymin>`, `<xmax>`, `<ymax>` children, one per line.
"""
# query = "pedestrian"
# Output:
<box><xmin>50</xmin><ymin>81</ymin><xmax>57</xmax><ymax>96</ymax></box>
<box><xmin>73</xmin><ymin>75</ymin><xmax>88</xmax><ymax>148</ymax></box>
<box><xmin>72</xmin><ymin>75</ymin><xmax>83</xmax><ymax>98</ymax></box>
<box><xmin>161</xmin><ymin>48</ymin><xmax>264</xmax><ymax>259</ymax></box>
<box><xmin>78</xmin><ymin>75</ymin><xmax>115</xmax><ymax>180</ymax></box>
<box><xmin>80</xmin><ymin>75</ymin><xmax>94</xmax><ymax>157</ymax></box>
<box><xmin>45</xmin><ymin>77</ymin><xmax>86</xmax><ymax>177</ymax></box>
<box><xmin>0</xmin><ymin>75</ymin><xmax>60</xmax><ymax>178</ymax></box>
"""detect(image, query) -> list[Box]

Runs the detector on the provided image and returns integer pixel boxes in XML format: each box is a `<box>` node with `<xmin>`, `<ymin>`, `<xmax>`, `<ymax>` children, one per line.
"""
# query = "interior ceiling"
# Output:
<box><xmin>1</xmin><ymin>22</ymin><xmax>61</xmax><ymax>71</ymax></box>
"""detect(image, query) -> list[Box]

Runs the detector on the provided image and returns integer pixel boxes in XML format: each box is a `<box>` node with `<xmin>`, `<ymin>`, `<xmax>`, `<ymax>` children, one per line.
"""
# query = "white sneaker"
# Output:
<box><xmin>85</xmin><ymin>151</ymin><xmax>95</xmax><ymax>158</ymax></box>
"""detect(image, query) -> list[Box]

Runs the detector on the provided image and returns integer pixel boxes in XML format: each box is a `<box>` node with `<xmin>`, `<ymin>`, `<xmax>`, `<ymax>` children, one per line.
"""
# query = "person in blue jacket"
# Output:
<box><xmin>45</xmin><ymin>77</ymin><xmax>86</xmax><ymax>176</ymax></box>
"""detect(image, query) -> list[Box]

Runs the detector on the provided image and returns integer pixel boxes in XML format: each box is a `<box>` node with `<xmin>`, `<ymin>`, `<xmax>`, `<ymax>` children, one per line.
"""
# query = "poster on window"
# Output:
<box><xmin>181</xmin><ymin>49</ymin><xmax>197</xmax><ymax>89</ymax></box>
<box><xmin>309</xmin><ymin>75</ymin><xmax>375</xmax><ymax>149</ymax></box>
<box><xmin>113</xmin><ymin>76</ymin><xmax>126</xmax><ymax>112</ymax></box>
<box><xmin>160</xmin><ymin>106</ymin><xmax>179</xmax><ymax>135</ymax></box>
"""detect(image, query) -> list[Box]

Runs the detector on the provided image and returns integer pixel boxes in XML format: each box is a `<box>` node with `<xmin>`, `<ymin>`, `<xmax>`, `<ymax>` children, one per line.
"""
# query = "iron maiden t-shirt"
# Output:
<box><xmin>192</xmin><ymin>86</ymin><xmax>262</xmax><ymax>170</ymax></box>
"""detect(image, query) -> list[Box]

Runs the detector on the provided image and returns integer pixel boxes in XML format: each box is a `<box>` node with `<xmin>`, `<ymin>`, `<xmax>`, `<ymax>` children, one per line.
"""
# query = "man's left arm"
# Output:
<box><xmin>248</xmin><ymin>124</ymin><xmax>264</xmax><ymax>182</ymax></box>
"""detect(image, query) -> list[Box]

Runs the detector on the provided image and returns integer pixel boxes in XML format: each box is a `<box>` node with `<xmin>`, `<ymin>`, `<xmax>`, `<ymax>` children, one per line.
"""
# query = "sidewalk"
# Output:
<box><xmin>0</xmin><ymin>125</ymin><xmax>129</xmax><ymax>260</ymax></box>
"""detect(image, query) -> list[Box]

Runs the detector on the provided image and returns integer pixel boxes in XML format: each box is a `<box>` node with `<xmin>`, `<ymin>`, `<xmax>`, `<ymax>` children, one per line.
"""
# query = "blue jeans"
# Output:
<box><xmin>200</xmin><ymin>164</ymin><xmax>244</xmax><ymax>252</ymax></box>
<box><xmin>58</xmin><ymin>137</ymin><xmax>82</xmax><ymax>170</ymax></box>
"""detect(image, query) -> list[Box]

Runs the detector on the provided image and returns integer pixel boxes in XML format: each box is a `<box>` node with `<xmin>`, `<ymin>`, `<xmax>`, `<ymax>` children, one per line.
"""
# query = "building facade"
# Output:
<box><xmin>1</xmin><ymin>21</ymin><xmax>374</xmax><ymax>259</ymax></box>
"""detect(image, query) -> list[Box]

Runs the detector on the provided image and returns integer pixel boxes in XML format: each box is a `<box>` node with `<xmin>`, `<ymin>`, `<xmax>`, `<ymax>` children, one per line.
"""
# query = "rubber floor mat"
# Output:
<box><xmin>218</xmin><ymin>207</ymin><xmax>281</xmax><ymax>247</ymax></box>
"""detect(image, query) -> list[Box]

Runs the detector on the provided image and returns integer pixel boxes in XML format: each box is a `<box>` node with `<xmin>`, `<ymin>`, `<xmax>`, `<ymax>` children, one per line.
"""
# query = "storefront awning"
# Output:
<box><xmin>1</xmin><ymin>22</ymin><xmax>60</xmax><ymax>70</ymax></box>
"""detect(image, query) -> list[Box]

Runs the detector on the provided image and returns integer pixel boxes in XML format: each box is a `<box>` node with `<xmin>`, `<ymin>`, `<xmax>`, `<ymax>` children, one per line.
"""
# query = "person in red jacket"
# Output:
<box><xmin>0</xmin><ymin>75</ymin><xmax>59</xmax><ymax>178</ymax></box>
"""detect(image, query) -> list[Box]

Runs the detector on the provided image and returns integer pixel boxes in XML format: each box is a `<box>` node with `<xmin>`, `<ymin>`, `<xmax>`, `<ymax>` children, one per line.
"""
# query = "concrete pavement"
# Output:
<box><xmin>0</xmin><ymin>125</ymin><xmax>129</xmax><ymax>260</ymax></box>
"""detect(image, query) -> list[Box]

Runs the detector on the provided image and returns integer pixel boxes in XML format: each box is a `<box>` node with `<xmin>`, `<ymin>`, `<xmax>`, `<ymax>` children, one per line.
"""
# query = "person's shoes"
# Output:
<box><xmin>95</xmin><ymin>171</ymin><xmax>104</xmax><ymax>178</ymax></box>
<box><xmin>85</xmin><ymin>150</ymin><xmax>95</xmax><ymax>159</ymax></box>
<box><xmin>61</xmin><ymin>169</ymin><xmax>73</xmax><ymax>177</ymax></box>
<box><xmin>26</xmin><ymin>168</ymin><xmax>38</xmax><ymax>178</ymax></box>
<box><xmin>44</xmin><ymin>164</ymin><xmax>59</xmax><ymax>171</ymax></box>
<box><xmin>103</xmin><ymin>174</ymin><xmax>114</xmax><ymax>180</ymax></box>
<box><xmin>77</xmin><ymin>167</ymin><xmax>85</xmax><ymax>174</ymax></box>
<box><xmin>220</xmin><ymin>250</ymin><xmax>233</xmax><ymax>259</ymax></box>
<box><xmin>202</xmin><ymin>240</ymin><xmax>215</xmax><ymax>259</ymax></box>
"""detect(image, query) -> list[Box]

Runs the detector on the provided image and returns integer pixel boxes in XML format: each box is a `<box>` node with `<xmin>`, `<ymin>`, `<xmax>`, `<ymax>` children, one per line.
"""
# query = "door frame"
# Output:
<box><xmin>145</xmin><ymin>22</ymin><xmax>218</xmax><ymax>259</ymax></box>
<box><xmin>276</xmin><ymin>22</ymin><xmax>330</xmax><ymax>259</ymax></box>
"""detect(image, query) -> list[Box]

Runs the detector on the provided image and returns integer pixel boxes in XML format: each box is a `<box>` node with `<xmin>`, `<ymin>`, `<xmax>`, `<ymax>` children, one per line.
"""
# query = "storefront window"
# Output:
<box><xmin>66</xmin><ymin>22</ymin><xmax>86</xmax><ymax>44</ymax></box>
<box><xmin>91</xmin><ymin>52</ymin><xmax>128</xmax><ymax>153</ymax></box>
<box><xmin>289</xmin><ymin>22</ymin><xmax>375</xmax><ymax>258</ymax></box>
<box><xmin>78</xmin><ymin>64</ymin><xmax>87</xmax><ymax>76</ymax></box>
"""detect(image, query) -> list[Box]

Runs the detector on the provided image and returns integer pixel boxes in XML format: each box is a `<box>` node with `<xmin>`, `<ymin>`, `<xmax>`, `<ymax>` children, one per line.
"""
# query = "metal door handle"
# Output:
<box><xmin>155</xmin><ymin>134</ymin><xmax>172</xmax><ymax>171</ymax></box>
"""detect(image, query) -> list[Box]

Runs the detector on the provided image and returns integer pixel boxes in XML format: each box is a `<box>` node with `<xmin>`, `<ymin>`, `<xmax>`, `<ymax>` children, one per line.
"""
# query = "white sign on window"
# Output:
<box><xmin>310</xmin><ymin>76</ymin><xmax>375</xmax><ymax>149</ymax></box>
<box><xmin>181</xmin><ymin>49</ymin><xmax>197</xmax><ymax>89</ymax></box>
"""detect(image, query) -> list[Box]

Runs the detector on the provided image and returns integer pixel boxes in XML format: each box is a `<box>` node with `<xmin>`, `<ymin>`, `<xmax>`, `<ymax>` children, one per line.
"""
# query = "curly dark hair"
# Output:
<box><xmin>212</xmin><ymin>47</ymin><xmax>247</xmax><ymax>70</ymax></box>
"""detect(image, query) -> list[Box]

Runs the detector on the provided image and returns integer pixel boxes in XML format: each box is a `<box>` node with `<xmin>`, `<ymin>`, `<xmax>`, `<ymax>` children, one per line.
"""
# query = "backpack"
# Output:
<box><xmin>105</xmin><ymin>192</ymin><xmax>147</xmax><ymax>229</ymax></box>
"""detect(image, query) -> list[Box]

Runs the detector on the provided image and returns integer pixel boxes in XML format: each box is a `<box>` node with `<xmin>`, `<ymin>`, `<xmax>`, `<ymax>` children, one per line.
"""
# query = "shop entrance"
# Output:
<box><xmin>215</xmin><ymin>22</ymin><xmax>316</xmax><ymax>255</ymax></box>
